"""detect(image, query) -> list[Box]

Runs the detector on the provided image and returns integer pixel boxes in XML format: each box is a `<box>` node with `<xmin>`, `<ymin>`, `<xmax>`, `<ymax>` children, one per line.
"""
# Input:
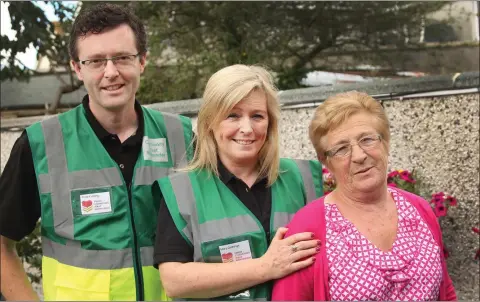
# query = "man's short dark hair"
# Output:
<box><xmin>68</xmin><ymin>3</ymin><xmax>147</xmax><ymax>61</ymax></box>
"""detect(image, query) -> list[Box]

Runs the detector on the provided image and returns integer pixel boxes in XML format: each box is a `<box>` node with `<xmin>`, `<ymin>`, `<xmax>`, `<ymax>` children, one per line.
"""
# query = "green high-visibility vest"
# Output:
<box><xmin>26</xmin><ymin>104</ymin><xmax>193</xmax><ymax>301</ymax></box>
<box><xmin>156</xmin><ymin>158</ymin><xmax>323</xmax><ymax>300</ymax></box>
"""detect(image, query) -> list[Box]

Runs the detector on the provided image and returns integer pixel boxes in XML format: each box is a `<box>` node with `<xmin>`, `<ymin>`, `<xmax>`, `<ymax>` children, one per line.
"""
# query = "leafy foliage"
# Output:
<box><xmin>15</xmin><ymin>222</ymin><xmax>42</xmax><ymax>284</ymax></box>
<box><xmin>1</xmin><ymin>1</ymin><xmax>82</xmax><ymax>112</ymax></box>
<box><xmin>1</xmin><ymin>1</ymin><xmax>75</xmax><ymax>80</ymax></box>
<box><xmin>132</xmin><ymin>1</ymin><xmax>450</xmax><ymax>102</ymax></box>
<box><xmin>2</xmin><ymin>1</ymin><xmax>451</xmax><ymax>104</ymax></box>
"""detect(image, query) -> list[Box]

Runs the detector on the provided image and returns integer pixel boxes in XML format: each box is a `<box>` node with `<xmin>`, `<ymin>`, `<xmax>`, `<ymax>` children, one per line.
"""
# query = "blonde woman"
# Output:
<box><xmin>152</xmin><ymin>64</ymin><xmax>324</xmax><ymax>300</ymax></box>
<box><xmin>272</xmin><ymin>91</ymin><xmax>456</xmax><ymax>301</ymax></box>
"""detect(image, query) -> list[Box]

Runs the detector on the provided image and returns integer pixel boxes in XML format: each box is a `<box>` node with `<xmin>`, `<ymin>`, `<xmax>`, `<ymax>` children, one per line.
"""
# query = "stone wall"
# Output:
<box><xmin>1</xmin><ymin>92</ymin><xmax>478</xmax><ymax>300</ymax></box>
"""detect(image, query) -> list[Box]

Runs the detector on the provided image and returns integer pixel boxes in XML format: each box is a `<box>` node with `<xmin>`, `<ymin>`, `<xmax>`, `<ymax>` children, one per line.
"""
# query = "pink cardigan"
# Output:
<box><xmin>271</xmin><ymin>188</ymin><xmax>456</xmax><ymax>301</ymax></box>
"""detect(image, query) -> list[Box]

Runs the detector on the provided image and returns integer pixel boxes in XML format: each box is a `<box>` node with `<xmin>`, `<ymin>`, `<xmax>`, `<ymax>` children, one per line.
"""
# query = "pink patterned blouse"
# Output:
<box><xmin>325</xmin><ymin>188</ymin><xmax>443</xmax><ymax>301</ymax></box>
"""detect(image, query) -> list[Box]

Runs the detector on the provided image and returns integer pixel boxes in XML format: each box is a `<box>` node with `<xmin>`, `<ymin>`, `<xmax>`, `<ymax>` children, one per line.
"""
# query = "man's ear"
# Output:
<box><xmin>71</xmin><ymin>60</ymin><xmax>84</xmax><ymax>81</ymax></box>
<box><xmin>139</xmin><ymin>53</ymin><xmax>147</xmax><ymax>74</ymax></box>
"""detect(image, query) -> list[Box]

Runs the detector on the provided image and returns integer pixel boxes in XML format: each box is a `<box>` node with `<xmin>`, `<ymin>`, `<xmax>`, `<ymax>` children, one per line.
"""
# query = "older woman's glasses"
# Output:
<box><xmin>325</xmin><ymin>134</ymin><xmax>382</xmax><ymax>158</ymax></box>
<box><xmin>78</xmin><ymin>53</ymin><xmax>140</xmax><ymax>71</ymax></box>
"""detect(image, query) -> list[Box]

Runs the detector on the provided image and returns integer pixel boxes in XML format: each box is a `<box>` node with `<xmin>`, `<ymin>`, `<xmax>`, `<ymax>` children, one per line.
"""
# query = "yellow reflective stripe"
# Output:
<box><xmin>42</xmin><ymin>256</ymin><xmax>139</xmax><ymax>301</ymax></box>
<box><xmin>293</xmin><ymin>159</ymin><xmax>316</xmax><ymax>203</ymax></box>
<box><xmin>272</xmin><ymin>212</ymin><xmax>295</xmax><ymax>233</ymax></box>
<box><xmin>134</xmin><ymin>166</ymin><xmax>170</xmax><ymax>186</ymax></box>
<box><xmin>38</xmin><ymin>167</ymin><xmax>123</xmax><ymax>194</ymax></box>
<box><xmin>42</xmin><ymin>237</ymin><xmax>154</xmax><ymax>269</ymax></box>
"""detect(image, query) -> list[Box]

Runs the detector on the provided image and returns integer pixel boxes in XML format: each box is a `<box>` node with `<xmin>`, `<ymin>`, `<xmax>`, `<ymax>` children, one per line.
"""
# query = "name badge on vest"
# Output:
<box><xmin>80</xmin><ymin>192</ymin><xmax>112</xmax><ymax>215</ymax></box>
<box><xmin>143</xmin><ymin>136</ymin><xmax>168</xmax><ymax>162</ymax></box>
<box><xmin>219</xmin><ymin>240</ymin><xmax>253</xmax><ymax>262</ymax></box>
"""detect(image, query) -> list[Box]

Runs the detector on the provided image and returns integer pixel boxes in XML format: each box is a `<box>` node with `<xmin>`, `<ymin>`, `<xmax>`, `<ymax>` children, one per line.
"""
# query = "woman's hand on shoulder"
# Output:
<box><xmin>259</xmin><ymin>227</ymin><xmax>320</xmax><ymax>280</ymax></box>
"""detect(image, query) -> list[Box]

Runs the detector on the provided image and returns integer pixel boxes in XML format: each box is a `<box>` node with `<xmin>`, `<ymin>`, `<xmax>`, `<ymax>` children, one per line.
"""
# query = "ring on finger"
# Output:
<box><xmin>291</xmin><ymin>244</ymin><xmax>298</xmax><ymax>253</ymax></box>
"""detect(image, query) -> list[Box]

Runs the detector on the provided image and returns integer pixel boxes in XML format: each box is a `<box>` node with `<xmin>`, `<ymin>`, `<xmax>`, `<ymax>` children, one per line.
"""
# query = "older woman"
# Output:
<box><xmin>272</xmin><ymin>91</ymin><xmax>456</xmax><ymax>301</ymax></box>
<box><xmin>152</xmin><ymin>64</ymin><xmax>324</xmax><ymax>300</ymax></box>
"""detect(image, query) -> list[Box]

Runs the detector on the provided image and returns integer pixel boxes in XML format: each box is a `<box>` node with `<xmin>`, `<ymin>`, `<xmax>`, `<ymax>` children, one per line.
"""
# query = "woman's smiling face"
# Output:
<box><xmin>213</xmin><ymin>89</ymin><xmax>269</xmax><ymax>168</ymax></box>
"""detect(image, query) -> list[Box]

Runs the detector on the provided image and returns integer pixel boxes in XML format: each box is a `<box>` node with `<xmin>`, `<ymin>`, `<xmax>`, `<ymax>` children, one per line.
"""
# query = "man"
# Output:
<box><xmin>0</xmin><ymin>3</ymin><xmax>193</xmax><ymax>300</ymax></box>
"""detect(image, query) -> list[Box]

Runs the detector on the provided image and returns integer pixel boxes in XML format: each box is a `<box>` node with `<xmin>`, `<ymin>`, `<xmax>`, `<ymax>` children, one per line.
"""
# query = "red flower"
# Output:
<box><xmin>475</xmin><ymin>249</ymin><xmax>480</xmax><ymax>260</ymax></box>
<box><xmin>322</xmin><ymin>167</ymin><xmax>330</xmax><ymax>174</ymax></box>
<box><xmin>388</xmin><ymin>170</ymin><xmax>399</xmax><ymax>178</ymax></box>
<box><xmin>387</xmin><ymin>182</ymin><xmax>397</xmax><ymax>187</ymax></box>
<box><xmin>434</xmin><ymin>204</ymin><xmax>447</xmax><ymax>217</ymax></box>
<box><xmin>399</xmin><ymin>170</ymin><xmax>415</xmax><ymax>183</ymax></box>
<box><xmin>447</xmin><ymin>196</ymin><xmax>458</xmax><ymax>206</ymax></box>
<box><xmin>473</xmin><ymin>227</ymin><xmax>479</xmax><ymax>234</ymax></box>
<box><xmin>430</xmin><ymin>196</ymin><xmax>443</xmax><ymax>206</ymax></box>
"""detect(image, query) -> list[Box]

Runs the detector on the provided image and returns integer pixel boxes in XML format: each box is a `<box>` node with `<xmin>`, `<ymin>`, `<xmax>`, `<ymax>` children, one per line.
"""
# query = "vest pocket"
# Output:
<box><xmin>53</xmin><ymin>262</ymin><xmax>110</xmax><ymax>300</ymax></box>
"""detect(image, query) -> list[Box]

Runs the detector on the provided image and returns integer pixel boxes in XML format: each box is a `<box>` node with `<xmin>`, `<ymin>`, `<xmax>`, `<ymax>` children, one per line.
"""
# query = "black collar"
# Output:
<box><xmin>81</xmin><ymin>94</ymin><xmax>144</xmax><ymax>141</ymax></box>
<box><xmin>217</xmin><ymin>158</ymin><xmax>267</xmax><ymax>186</ymax></box>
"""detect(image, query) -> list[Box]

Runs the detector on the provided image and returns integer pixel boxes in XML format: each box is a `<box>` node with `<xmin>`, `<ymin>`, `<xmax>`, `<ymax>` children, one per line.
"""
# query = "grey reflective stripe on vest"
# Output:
<box><xmin>38</xmin><ymin>167</ymin><xmax>123</xmax><ymax>194</ymax></box>
<box><xmin>134</xmin><ymin>166</ymin><xmax>170</xmax><ymax>186</ymax></box>
<box><xmin>42</xmin><ymin>237</ymin><xmax>154</xmax><ymax>269</ymax></box>
<box><xmin>169</xmin><ymin>173</ymin><xmax>200</xmax><ymax>260</ymax></box>
<box><xmin>199</xmin><ymin>215</ymin><xmax>259</xmax><ymax>243</ymax></box>
<box><xmin>163</xmin><ymin>112</ymin><xmax>188</xmax><ymax>169</ymax></box>
<box><xmin>272</xmin><ymin>212</ymin><xmax>295</xmax><ymax>233</ymax></box>
<box><xmin>293</xmin><ymin>159</ymin><xmax>316</xmax><ymax>203</ymax></box>
<box><xmin>41</xmin><ymin>117</ymin><xmax>75</xmax><ymax>240</ymax></box>
<box><xmin>169</xmin><ymin>173</ymin><xmax>262</xmax><ymax>262</ymax></box>
<box><xmin>169</xmin><ymin>173</ymin><xmax>196</xmax><ymax>245</ymax></box>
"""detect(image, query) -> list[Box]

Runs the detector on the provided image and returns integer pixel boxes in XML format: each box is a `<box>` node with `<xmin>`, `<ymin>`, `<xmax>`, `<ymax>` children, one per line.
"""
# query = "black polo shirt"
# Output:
<box><xmin>153</xmin><ymin>160</ymin><xmax>272</xmax><ymax>267</ymax></box>
<box><xmin>0</xmin><ymin>95</ymin><xmax>144</xmax><ymax>241</ymax></box>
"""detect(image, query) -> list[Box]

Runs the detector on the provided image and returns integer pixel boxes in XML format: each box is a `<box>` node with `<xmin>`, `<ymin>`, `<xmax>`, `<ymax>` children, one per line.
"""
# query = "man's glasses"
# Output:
<box><xmin>77</xmin><ymin>53</ymin><xmax>141</xmax><ymax>71</ymax></box>
<box><xmin>324</xmin><ymin>134</ymin><xmax>382</xmax><ymax>158</ymax></box>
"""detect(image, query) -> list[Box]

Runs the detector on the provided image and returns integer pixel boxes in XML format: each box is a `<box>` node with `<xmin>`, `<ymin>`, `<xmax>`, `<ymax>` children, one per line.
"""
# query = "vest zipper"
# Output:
<box><xmin>128</xmin><ymin>182</ymin><xmax>145</xmax><ymax>300</ymax></box>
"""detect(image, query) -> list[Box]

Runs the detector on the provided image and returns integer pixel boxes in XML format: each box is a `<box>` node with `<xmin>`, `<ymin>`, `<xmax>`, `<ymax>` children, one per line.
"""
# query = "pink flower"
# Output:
<box><xmin>388</xmin><ymin>170</ymin><xmax>400</xmax><ymax>178</ymax></box>
<box><xmin>434</xmin><ymin>204</ymin><xmax>447</xmax><ymax>217</ymax></box>
<box><xmin>399</xmin><ymin>170</ymin><xmax>415</xmax><ymax>183</ymax></box>
<box><xmin>473</xmin><ymin>227</ymin><xmax>479</xmax><ymax>234</ymax></box>
<box><xmin>387</xmin><ymin>182</ymin><xmax>397</xmax><ymax>187</ymax></box>
<box><xmin>447</xmin><ymin>196</ymin><xmax>458</xmax><ymax>206</ymax></box>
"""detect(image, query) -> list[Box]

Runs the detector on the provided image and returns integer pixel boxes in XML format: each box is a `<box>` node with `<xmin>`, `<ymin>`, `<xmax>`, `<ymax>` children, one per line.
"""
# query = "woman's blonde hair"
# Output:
<box><xmin>309</xmin><ymin>91</ymin><xmax>390</xmax><ymax>161</ymax></box>
<box><xmin>186</xmin><ymin>64</ymin><xmax>280</xmax><ymax>186</ymax></box>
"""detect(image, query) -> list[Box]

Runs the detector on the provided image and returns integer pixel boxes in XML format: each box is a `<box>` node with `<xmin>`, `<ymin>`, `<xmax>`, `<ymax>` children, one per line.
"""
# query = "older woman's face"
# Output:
<box><xmin>213</xmin><ymin>89</ymin><xmax>269</xmax><ymax>168</ymax></box>
<box><xmin>324</xmin><ymin>112</ymin><xmax>388</xmax><ymax>194</ymax></box>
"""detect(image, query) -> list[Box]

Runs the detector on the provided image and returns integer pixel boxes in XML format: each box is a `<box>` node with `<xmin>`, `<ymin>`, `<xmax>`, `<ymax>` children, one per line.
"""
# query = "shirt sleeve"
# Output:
<box><xmin>0</xmin><ymin>131</ymin><xmax>41</xmax><ymax>241</ymax></box>
<box><xmin>153</xmin><ymin>184</ymin><xmax>193</xmax><ymax>267</ymax></box>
